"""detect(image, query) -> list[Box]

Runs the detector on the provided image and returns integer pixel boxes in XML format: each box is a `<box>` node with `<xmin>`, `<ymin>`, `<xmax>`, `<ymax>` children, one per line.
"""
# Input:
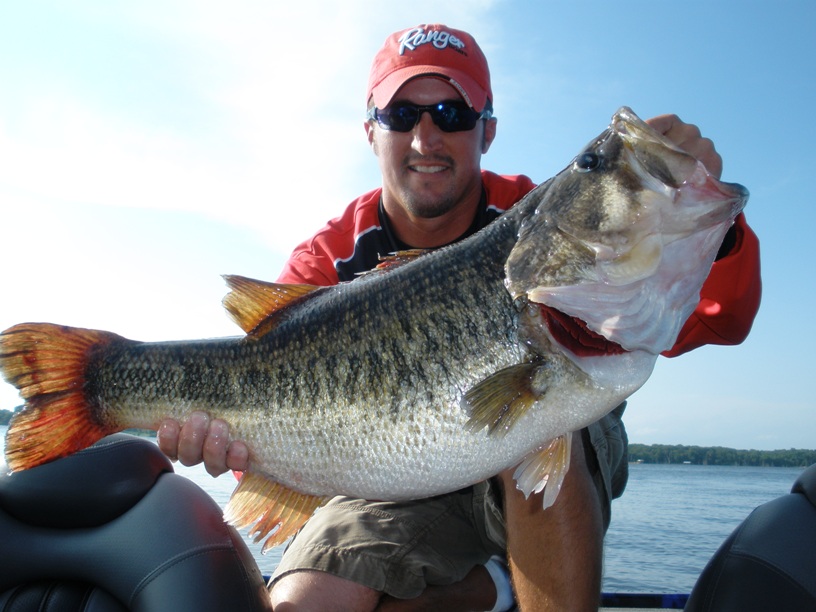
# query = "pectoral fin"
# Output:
<box><xmin>463</xmin><ymin>362</ymin><xmax>549</xmax><ymax>437</ymax></box>
<box><xmin>224</xmin><ymin>470</ymin><xmax>328</xmax><ymax>552</ymax></box>
<box><xmin>513</xmin><ymin>434</ymin><xmax>572</xmax><ymax>510</ymax></box>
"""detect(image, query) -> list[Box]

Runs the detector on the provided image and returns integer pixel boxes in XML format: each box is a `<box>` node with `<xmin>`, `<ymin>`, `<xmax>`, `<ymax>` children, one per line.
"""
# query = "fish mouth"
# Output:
<box><xmin>540</xmin><ymin>305</ymin><xmax>627</xmax><ymax>357</ymax></box>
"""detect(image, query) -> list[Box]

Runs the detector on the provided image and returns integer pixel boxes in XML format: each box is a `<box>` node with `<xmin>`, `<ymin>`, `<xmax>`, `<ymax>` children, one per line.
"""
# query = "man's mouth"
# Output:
<box><xmin>539</xmin><ymin>305</ymin><xmax>626</xmax><ymax>357</ymax></box>
<box><xmin>406</xmin><ymin>155</ymin><xmax>453</xmax><ymax>175</ymax></box>
<box><xmin>410</xmin><ymin>165</ymin><xmax>448</xmax><ymax>174</ymax></box>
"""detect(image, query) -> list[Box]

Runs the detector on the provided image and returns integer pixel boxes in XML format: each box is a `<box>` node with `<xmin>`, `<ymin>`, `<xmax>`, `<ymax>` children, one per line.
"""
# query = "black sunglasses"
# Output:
<box><xmin>367</xmin><ymin>100</ymin><xmax>493</xmax><ymax>133</ymax></box>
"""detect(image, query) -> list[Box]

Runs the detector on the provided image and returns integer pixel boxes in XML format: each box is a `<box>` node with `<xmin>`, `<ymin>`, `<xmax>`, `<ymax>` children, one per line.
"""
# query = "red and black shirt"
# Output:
<box><xmin>277</xmin><ymin>170</ymin><xmax>761</xmax><ymax>357</ymax></box>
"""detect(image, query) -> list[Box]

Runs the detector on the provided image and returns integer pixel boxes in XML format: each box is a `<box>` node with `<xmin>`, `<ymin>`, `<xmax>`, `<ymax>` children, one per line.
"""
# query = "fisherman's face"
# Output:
<box><xmin>366</xmin><ymin>77</ymin><xmax>497</xmax><ymax>230</ymax></box>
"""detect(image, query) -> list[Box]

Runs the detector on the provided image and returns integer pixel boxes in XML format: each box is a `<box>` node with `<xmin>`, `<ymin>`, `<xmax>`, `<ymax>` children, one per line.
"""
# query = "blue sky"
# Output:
<box><xmin>1</xmin><ymin>1</ymin><xmax>813</xmax><ymax>451</ymax></box>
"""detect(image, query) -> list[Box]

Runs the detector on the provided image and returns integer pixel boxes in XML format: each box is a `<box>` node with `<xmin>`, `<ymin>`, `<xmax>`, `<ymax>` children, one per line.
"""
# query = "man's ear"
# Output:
<box><xmin>365</xmin><ymin>121</ymin><xmax>378</xmax><ymax>155</ymax></box>
<box><xmin>482</xmin><ymin>117</ymin><xmax>498</xmax><ymax>154</ymax></box>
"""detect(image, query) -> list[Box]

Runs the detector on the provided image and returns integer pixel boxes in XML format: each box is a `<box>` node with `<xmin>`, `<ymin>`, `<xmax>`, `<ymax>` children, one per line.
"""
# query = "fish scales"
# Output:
<box><xmin>78</xmin><ymin>202</ymin><xmax>532</xmax><ymax>499</ymax></box>
<box><xmin>302</xmin><ymin>212</ymin><xmax>546</xmax><ymax>496</ymax></box>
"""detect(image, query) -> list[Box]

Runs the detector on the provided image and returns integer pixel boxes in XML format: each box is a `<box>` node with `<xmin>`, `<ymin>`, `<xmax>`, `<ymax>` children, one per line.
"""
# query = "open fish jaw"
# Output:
<box><xmin>506</xmin><ymin>107</ymin><xmax>749</xmax><ymax>368</ymax></box>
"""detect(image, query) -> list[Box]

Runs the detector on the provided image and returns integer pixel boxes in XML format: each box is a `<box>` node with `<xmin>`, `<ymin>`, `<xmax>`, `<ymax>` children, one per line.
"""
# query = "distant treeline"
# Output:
<box><xmin>629</xmin><ymin>443</ymin><xmax>816</xmax><ymax>467</ymax></box>
<box><xmin>0</xmin><ymin>409</ymin><xmax>13</xmax><ymax>426</ymax></box>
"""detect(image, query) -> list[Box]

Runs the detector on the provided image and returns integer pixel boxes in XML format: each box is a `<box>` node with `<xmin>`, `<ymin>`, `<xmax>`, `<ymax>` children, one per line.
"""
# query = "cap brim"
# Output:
<box><xmin>370</xmin><ymin>66</ymin><xmax>488</xmax><ymax>111</ymax></box>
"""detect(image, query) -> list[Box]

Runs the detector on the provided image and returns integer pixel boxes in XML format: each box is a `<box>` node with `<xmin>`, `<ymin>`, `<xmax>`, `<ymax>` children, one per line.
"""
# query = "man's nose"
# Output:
<box><xmin>412</xmin><ymin>111</ymin><xmax>444</xmax><ymax>154</ymax></box>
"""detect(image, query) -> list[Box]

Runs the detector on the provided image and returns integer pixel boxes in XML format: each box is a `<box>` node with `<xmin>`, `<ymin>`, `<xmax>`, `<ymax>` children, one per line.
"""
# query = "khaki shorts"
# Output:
<box><xmin>270</xmin><ymin>403</ymin><xmax>628</xmax><ymax>599</ymax></box>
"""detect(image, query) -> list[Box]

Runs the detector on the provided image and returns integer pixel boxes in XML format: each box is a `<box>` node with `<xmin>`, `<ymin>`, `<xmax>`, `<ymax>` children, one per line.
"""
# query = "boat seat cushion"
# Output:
<box><xmin>0</xmin><ymin>433</ymin><xmax>271</xmax><ymax>611</ymax></box>
<box><xmin>685</xmin><ymin>463</ymin><xmax>816</xmax><ymax>611</ymax></box>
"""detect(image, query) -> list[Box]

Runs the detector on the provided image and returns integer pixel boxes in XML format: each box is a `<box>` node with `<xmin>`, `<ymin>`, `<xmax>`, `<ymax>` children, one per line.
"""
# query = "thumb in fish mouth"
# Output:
<box><xmin>640</xmin><ymin>110</ymin><xmax>724</xmax><ymax>179</ymax></box>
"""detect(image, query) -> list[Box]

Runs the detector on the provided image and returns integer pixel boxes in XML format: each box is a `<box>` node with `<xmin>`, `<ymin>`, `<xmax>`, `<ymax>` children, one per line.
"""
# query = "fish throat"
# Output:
<box><xmin>539</xmin><ymin>305</ymin><xmax>626</xmax><ymax>357</ymax></box>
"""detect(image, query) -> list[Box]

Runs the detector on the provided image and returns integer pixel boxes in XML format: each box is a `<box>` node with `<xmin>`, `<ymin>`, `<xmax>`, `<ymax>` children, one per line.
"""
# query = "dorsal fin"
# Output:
<box><xmin>376</xmin><ymin>249</ymin><xmax>430</xmax><ymax>269</ymax></box>
<box><xmin>222</xmin><ymin>274</ymin><xmax>320</xmax><ymax>335</ymax></box>
<box><xmin>356</xmin><ymin>249</ymin><xmax>431</xmax><ymax>277</ymax></box>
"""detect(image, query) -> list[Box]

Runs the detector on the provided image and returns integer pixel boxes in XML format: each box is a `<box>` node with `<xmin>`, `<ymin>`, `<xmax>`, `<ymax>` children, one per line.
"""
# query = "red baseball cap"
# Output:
<box><xmin>366</xmin><ymin>24</ymin><xmax>492</xmax><ymax>112</ymax></box>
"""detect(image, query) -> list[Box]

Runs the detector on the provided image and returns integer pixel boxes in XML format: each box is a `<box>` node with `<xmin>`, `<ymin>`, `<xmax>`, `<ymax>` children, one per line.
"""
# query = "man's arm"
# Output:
<box><xmin>664</xmin><ymin>214</ymin><xmax>760</xmax><ymax>357</ymax></box>
<box><xmin>646</xmin><ymin>114</ymin><xmax>761</xmax><ymax>357</ymax></box>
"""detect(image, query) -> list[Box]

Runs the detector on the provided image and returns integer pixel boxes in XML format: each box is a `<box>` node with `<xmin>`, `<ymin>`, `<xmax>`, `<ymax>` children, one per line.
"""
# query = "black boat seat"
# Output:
<box><xmin>685</xmin><ymin>463</ymin><xmax>816</xmax><ymax>611</ymax></box>
<box><xmin>0</xmin><ymin>433</ymin><xmax>271</xmax><ymax>611</ymax></box>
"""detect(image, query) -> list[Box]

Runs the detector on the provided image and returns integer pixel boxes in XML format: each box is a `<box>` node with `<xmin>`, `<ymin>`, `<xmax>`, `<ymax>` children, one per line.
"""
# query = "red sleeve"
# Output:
<box><xmin>277</xmin><ymin>251</ymin><xmax>338</xmax><ymax>286</ymax></box>
<box><xmin>275</xmin><ymin>189</ymin><xmax>383</xmax><ymax>286</ymax></box>
<box><xmin>482</xmin><ymin>171</ymin><xmax>537</xmax><ymax>210</ymax></box>
<box><xmin>662</xmin><ymin>213</ymin><xmax>761</xmax><ymax>357</ymax></box>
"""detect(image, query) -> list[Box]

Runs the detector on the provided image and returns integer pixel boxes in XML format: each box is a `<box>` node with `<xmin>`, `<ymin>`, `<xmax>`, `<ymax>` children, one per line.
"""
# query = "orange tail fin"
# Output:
<box><xmin>0</xmin><ymin>322</ymin><xmax>125</xmax><ymax>471</ymax></box>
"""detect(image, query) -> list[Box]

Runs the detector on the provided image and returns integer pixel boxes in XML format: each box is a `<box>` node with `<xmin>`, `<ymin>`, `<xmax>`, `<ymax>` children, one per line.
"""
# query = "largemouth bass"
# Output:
<box><xmin>0</xmin><ymin>108</ymin><xmax>748</xmax><ymax>550</ymax></box>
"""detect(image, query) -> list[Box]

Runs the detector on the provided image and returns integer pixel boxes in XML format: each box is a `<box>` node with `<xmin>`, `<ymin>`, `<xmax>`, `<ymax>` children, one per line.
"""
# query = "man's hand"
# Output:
<box><xmin>647</xmin><ymin>114</ymin><xmax>723</xmax><ymax>179</ymax></box>
<box><xmin>157</xmin><ymin>413</ymin><xmax>249</xmax><ymax>477</ymax></box>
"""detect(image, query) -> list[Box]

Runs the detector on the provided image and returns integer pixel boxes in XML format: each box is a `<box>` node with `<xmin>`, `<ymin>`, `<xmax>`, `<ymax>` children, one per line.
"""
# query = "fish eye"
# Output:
<box><xmin>575</xmin><ymin>152</ymin><xmax>602</xmax><ymax>172</ymax></box>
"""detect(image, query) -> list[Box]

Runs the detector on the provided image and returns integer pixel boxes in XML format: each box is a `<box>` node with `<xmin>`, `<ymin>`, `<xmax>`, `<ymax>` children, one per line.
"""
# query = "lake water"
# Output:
<box><xmin>602</xmin><ymin>462</ymin><xmax>803</xmax><ymax>593</ymax></box>
<box><xmin>1</xmin><ymin>426</ymin><xmax>804</xmax><ymax>594</ymax></box>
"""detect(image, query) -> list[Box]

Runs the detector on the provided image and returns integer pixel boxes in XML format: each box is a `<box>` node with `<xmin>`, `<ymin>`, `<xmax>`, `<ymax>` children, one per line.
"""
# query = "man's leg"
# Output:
<box><xmin>500</xmin><ymin>431</ymin><xmax>604</xmax><ymax>611</ymax></box>
<box><xmin>271</xmin><ymin>570</ymin><xmax>381</xmax><ymax>612</ymax></box>
<box><xmin>271</xmin><ymin>564</ymin><xmax>499</xmax><ymax>612</ymax></box>
<box><xmin>269</xmin><ymin>490</ymin><xmax>505</xmax><ymax>610</ymax></box>
<box><xmin>500</xmin><ymin>404</ymin><xmax>628</xmax><ymax>611</ymax></box>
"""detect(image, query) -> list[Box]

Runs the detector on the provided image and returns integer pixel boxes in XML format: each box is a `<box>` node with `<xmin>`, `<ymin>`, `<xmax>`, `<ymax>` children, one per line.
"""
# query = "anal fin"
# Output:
<box><xmin>224</xmin><ymin>470</ymin><xmax>328</xmax><ymax>552</ymax></box>
<box><xmin>513</xmin><ymin>433</ymin><xmax>572</xmax><ymax>510</ymax></box>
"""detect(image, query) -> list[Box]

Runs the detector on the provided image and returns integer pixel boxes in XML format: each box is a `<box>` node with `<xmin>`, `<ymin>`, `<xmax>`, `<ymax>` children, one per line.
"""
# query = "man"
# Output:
<box><xmin>159</xmin><ymin>24</ymin><xmax>761</xmax><ymax>611</ymax></box>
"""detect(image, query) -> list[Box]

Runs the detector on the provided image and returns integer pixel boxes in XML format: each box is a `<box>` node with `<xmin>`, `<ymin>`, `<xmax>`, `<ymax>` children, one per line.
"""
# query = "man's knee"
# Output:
<box><xmin>270</xmin><ymin>569</ymin><xmax>381</xmax><ymax>612</ymax></box>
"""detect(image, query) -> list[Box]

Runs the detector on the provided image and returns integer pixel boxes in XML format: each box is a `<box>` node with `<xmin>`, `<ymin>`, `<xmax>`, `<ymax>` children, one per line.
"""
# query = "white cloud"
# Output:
<box><xmin>0</xmin><ymin>1</ymin><xmax>504</xmax><ymax>261</ymax></box>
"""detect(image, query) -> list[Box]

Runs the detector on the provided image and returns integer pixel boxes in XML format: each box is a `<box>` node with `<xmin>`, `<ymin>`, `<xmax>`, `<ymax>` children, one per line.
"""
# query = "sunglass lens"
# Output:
<box><xmin>436</xmin><ymin>104</ymin><xmax>461</xmax><ymax>131</ymax></box>
<box><xmin>375</xmin><ymin>102</ymin><xmax>481</xmax><ymax>133</ymax></box>
<box><xmin>377</xmin><ymin>105</ymin><xmax>417</xmax><ymax>132</ymax></box>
